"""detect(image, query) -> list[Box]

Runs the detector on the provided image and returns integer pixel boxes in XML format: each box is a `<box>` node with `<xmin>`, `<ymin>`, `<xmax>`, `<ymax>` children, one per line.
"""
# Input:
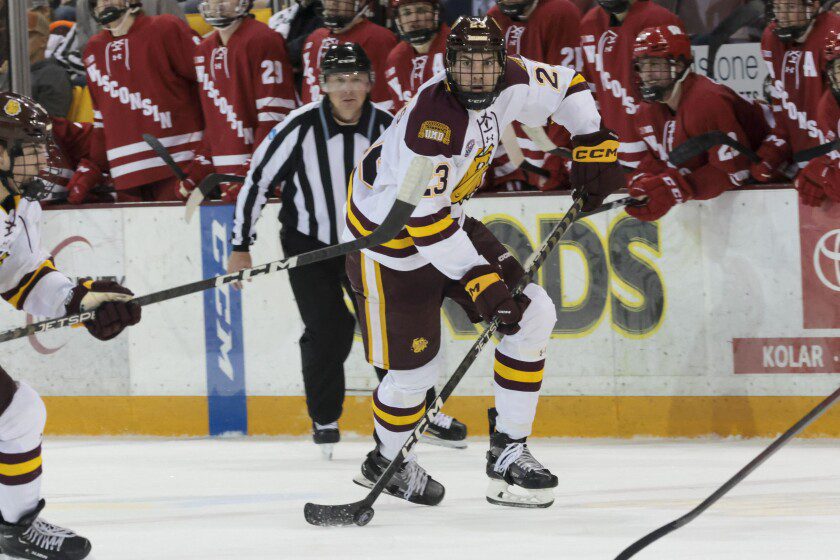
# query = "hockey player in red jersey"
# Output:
<box><xmin>486</xmin><ymin>0</ymin><xmax>582</xmax><ymax>192</ymax></box>
<box><xmin>84</xmin><ymin>0</ymin><xmax>204</xmax><ymax>202</ymax></box>
<box><xmin>795</xmin><ymin>30</ymin><xmax>840</xmax><ymax>206</ymax></box>
<box><xmin>384</xmin><ymin>0</ymin><xmax>449</xmax><ymax>112</ymax></box>
<box><xmin>35</xmin><ymin>118</ymin><xmax>108</xmax><ymax>205</ymax></box>
<box><xmin>750</xmin><ymin>0</ymin><xmax>840</xmax><ymax>183</ymax></box>
<box><xmin>300</xmin><ymin>0</ymin><xmax>397</xmax><ymax>109</ymax></box>
<box><xmin>0</xmin><ymin>93</ymin><xmax>141</xmax><ymax>560</ymax></box>
<box><xmin>178</xmin><ymin>0</ymin><xmax>298</xmax><ymax>203</ymax></box>
<box><xmin>625</xmin><ymin>26</ymin><xmax>770</xmax><ymax>221</ymax></box>
<box><xmin>580</xmin><ymin>0</ymin><xmax>683</xmax><ymax>170</ymax></box>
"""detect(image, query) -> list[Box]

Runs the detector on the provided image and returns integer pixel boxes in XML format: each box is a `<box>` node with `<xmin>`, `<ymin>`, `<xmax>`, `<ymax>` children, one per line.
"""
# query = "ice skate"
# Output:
<box><xmin>420</xmin><ymin>411</ymin><xmax>468</xmax><ymax>449</ymax></box>
<box><xmin>353</xmin><ymin>448</ymin><xmax>445</xmax><ymax>506</ymax></box>
<box><xmin>485</xmin><ymin>432</ymin><xmax>558</xmax><ymax>508</ymax></box>
<box><xmin>0</xmin><ymin>500</ymin><xmax>91</xmax><ymax>560</ymax></box>
<box><xmin>312</xmin><ymin>422</ymin><xmax>340</xmax><ymax>460</ymax></box>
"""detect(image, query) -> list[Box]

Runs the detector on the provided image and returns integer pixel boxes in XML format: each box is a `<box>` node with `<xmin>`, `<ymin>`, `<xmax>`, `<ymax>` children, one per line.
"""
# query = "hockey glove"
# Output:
<box><xmin>220</xmin><ymin>181</ymin><xmax>243</xmax><ymax>204</ymax></box>
<box><xmin>461</xmin><ymin>265</ymin><xmax>530</xmax><ymax>336</ymax></box>
<box><xmin>749</xmin><ymin>135</ymin><xmax>789</xmax><ymax>183</ymax></box>
<box><xmin>795</xmin><ymin>158</ymin><xmax>829</xmax><ymax>208</ymax></box>
<box><xmin>66</xmin><ymin>159</ymin><xmax>103</xmax><ymax>205</ymax></box>
<box><xmin>570</xmin><ymin>128</ymin><xmax>624</xmax><ymax>211</ymax></box>
<box><xmin>177</xmin><ymin>155</ymin><xmax>214</xmax><ymax>201</ymax></box>
<box><xmin>66</xmin><ymin>280</ymin><xmax>141</xmax><ymax>341</ymax></box>
<box><xmin>626</xmin><ymin>168</ymin><xmax>693</xmax><ymax>222</ymax></box>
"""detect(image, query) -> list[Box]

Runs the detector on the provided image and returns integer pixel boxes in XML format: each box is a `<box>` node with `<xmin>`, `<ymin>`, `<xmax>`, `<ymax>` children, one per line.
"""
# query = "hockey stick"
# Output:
<box><xmin>303</xmin><ymin>194</ymin><xmax>639</xmax><ymax>527</ymax></box>
<box><xmin>142</xmin><ymin>134</ymin><xmax>188</xmax><ymax>181</ymax></box>
<box><xmin>668</xmin><ymin>131</ymin><xmax>760</xmax><ymax>167</ymax></box>
<box><xmin>614</xmin><ymin>384</ymin><xmax>840</xmax><ymax>560</ymax></box>
<box><xmin>184</xmin><ymin>173</ymin><xmax>245</xmax><ymax>224</ymax></box>
<box><xmin>501</xmin><ymin>125</ymin><xmax>551</xmax><ymax>179</ymax></box>
<box><xmin>793</xmin><ymin>139</ymin><xmax>840</xmax><ymax>164</ymax></box>
<box><xmin>0</xmin><ymin>157</ymin><xmax>433</xmax><ymax>344</ymax></box>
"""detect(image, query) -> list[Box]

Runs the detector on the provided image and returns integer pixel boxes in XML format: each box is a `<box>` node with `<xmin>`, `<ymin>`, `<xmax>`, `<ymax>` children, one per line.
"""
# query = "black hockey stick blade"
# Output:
<box><xmin>614</xmin><ymin>384</ymin><xmax>840</xmax><ymax>560</ymax></box>
<box><xmin>0</xmin><ymin>157</ymin><xmax>433</xmax><ymax>344</ymax></box>
<box><xmin>303</xmin><ymin>197</ymin><xmax>592</xmax><ymax>527</ymax></box>
<box><xmin>184</xmin><ymin>173</ymin><xmax>245</xmax><ymax>223</ymax></box>
<box><xmin>142</xmin><ymin>134</ymin><xmax>188</xmax><ymax>181</ymax></box>
<box><xmin>669</xmin><ymin>131</ymin><xmax>759</xmax><ymax>167</ymax></box>
<box><xmin>793</xmin><ymin>139</ymin><xmax>840</xmax><ymax>163</ymax></box>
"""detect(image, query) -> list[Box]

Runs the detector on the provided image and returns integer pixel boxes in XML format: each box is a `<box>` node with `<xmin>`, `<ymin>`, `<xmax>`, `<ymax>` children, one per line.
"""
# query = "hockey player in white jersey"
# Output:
<box><xmin>0</xmin><ymin>93</ymin><xmax>141</xmax><ymax>559</ymax></box>
<box><xmin>344</xmin><ymin>16</ymin><xmax>622</xmax><ymax>508</ymax></box>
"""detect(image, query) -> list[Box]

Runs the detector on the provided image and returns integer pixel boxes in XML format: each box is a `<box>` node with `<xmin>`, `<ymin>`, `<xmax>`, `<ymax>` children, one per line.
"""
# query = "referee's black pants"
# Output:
<box><xmin>281</xmin><ymin>229</ymin><xmax>356</xmax><ymax>426</ymax></box>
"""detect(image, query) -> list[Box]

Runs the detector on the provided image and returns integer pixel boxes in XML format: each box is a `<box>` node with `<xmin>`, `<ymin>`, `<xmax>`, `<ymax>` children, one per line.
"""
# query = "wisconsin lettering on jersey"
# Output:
<box><xmin>85</xmin><ymin>59</ymin><xmax>173</xmax><ymax>129</ymax></box>
<box><xmin>195</xmin><ymin>53</ymin><xmax>255</xmax><ymax>144</ymax></box>
<box><xmin>593</xmin><ymin>31</ymin><xmax>639</xmax><ymax>116</ymax></box>
<box><xmin>770</xmin><ymin>50</ymin><xmax>827</xmax><ymax>143</ymax></box>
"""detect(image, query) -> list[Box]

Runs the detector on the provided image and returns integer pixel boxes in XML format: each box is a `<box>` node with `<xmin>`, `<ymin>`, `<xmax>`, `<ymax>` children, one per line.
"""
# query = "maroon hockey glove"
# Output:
<box><xmin>626</xmin><ymin>168</ymin><xmax>693</xmax><ymax>222</ymax></box>
<box><xmin>66</xmin><ymin>159</ymin><xmax>103</xmax><ymax>205</ymax></box>
<box><xmin>461</xmin><ymin>265</ymin><xmax>530</xmax><ymax>336</ymax></box>
<box><xmin>569</xmin><ymin>128</ymin><xmax>624</xmax><ymax>211</ymax></box>
<box><xmin>795</xmin><ymin>159</ymin><xmax>829</xmax><ymax>208</ymax></box>
<box><xmin>66</xmin><ymin>280</ymin><xmax>141</xmax><ymax>341</ymax></box>
<box><xmin>177</xmin><ymin>155</ymin><xmax>214</xmax><ymax>201</ymax></box>
<box><xmin>750</xmin><ymin>136</ymin><xmax>789</xmax><ymax>183</ymax></box>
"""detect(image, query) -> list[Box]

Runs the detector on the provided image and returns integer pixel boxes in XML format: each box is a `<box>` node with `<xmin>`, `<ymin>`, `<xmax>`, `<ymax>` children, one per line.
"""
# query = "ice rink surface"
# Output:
<box><xmin>33</xmin><ymin>436</ymin><xmax>839</xmax><ymax>560</ymax></box>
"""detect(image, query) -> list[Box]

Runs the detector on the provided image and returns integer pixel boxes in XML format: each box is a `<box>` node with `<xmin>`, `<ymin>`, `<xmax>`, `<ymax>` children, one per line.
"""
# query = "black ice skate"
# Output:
<box><xmin>485</xmin><ymin>432</ymin><xmax>558</xmax><ymax>508</ymax></box>
<box><xmin>0</xmin><ymin>499</ymin><xmax>91</xmax><ymax>560</ymax></box>
<box><xmin>352</xmin><ymin>448</ymin><xmax>445</xmax><ymax>506</ymax></box>
<box><xmin>313</xmin><ymin>421</ymin><xmax>340</xmax><ymax>460</ymax></box>
<box><xmin>421</xmin><ymin>411</ymin><xmax>468</xmax><ymax>449</ymax></box>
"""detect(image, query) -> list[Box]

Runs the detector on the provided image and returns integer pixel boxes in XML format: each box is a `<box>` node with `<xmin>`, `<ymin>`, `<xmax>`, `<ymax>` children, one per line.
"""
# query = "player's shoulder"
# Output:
<box><xmin>580</xmin><ymin>6</ymin><xmax>605</xmax><ymax>31</ymax></box>
<box><xmin>149</xmin><ymin>13</ymin><xmax>191</xmax><ymax>32</ymax></box>
<box><xmin>304</xmin><ymin>26</ymin><xmax>330</xmax><ymax>47</ymax></box>
<box><xmin>682</xmin><ymin>73</ymin><xmax>732</xmax><ymax>107</ymax></box>
<box><xmin>534</xmin><ymin>0</ymin><xmax>581</xmax><ymax>19</ymax></box>
<box><xmin>239</xmin><ymin>18</ymin><xmax>288</xmax><ymax>51</ymax></box>
<box><xmin>632</xmin><ymin>0</ymin><xmax>682</xmax><ymax>28</ymax></box>
<box><xmin>83</xmin><ymin>30</ymin><xmax>108</xmax><ymax>55</ymax></box>
<box><xmin>502</xmin><ymin>56</ymin><xmax>531</xmax><ymax>89</ymax></box>
<box><xmin>403</xmin><ymin>80</ymin><xmax>468</xmax><ymax>158</ymax></box>
<box><xmin>486</xmin><ymin>5</ymin><xmax>508</xmax><ymax>25</ymax></box>
<box><xmin>351</xmin><ymin>19</ymin><xmax>398</xmax><ymax>45</ymax></box>
<box><xmin>387</xmin><ymin>41</ymin><xmax>414</xmax><ymax>65</ymax></box>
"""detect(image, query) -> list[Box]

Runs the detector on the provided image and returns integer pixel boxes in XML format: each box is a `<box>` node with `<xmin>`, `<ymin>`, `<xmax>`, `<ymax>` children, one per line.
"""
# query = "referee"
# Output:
<box><xmin>228</xmin><ymin>44</ymin><xmax>391</xmax><ymax>458</ymax></box>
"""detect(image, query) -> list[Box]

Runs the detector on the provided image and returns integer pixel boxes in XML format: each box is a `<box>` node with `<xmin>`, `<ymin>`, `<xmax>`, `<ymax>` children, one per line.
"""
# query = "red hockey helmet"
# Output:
<box><xmin>445</xmin><ymin>16</ymin><xmax>506</xmax><ymax>111</ymax></box>
<box><xmin>826</xmin><ymin>31</ymin><xmax>840</xmax><ymax>100</ymax></box>
<box><xmin>633</xmin><ymin>25</ymin><xmax>693</xmax><ymax>103</ymax></box>
<box><xmin>392</xmin><ymin>0</ymin><xmax>441</xmax><ymax>46</ymax></box>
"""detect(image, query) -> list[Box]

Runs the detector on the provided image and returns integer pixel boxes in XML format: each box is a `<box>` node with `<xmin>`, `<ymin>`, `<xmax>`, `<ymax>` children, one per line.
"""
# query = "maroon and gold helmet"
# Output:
<box><xmin>392</xmin><ymin>0</ymin><xmax>441</xmax><ymax>45</ymax></box>
<box><xmin>445</xmin><ymin>16</ymin><xmax>506</xmax><ymax>111</ymax></box>
<box><xmin>0</xmin><ymin>92</ymin><xmax>55</xmax><ymax>201</ymax></box>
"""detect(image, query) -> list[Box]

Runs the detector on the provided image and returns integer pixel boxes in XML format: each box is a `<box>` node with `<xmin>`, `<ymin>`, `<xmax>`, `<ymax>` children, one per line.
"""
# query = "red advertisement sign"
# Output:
<box><xmin>733</xmin><ymin>337</ymin><xmax>840</xmax><ymax>374</ymax></box>
<box><xmin>799</xmin><ymin>202</ymin><xmax>840</xmax><ymax>329</ymax></box>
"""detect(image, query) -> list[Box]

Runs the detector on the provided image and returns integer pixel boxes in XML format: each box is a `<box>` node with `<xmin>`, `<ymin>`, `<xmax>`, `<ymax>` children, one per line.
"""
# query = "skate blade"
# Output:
<box><xmin>420</xmin><ymin>434</ymin><xmax>467</xmax><ymax>449</ymax></box>
<box><xmin>485</xmin><ymin>478</ymin><xmax>555</xmax><ymax>509</ymax></box>
<box><xmin>318</xmin><ymin>443</ymin><xmax>335</xmax><ymax>460</ymax></box>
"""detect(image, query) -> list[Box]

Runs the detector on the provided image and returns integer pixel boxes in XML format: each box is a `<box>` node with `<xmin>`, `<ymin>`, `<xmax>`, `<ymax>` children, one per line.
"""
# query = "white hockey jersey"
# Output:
<box><xmin>342</xmin><ymin>55</ymin><xmax>601</xmax><ymax>279</ymax></box>
<box><xmin>0</xmin><ymin>195</ymin><xmax>74</xmax><ymax>318</ymax></box>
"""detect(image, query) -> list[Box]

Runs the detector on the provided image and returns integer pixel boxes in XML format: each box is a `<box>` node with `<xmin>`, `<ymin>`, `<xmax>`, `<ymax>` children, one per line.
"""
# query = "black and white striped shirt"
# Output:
<box><xmin>232</xmin><ymin>98</ymin><xmax>392</xmax><ymax>250</ymax></box>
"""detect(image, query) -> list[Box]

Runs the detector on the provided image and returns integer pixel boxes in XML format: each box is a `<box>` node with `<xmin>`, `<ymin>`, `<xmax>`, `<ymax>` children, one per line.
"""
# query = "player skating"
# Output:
<box><xmin>344</xmin><ymin>16</ymin><xmax>622</xmax><ymax>508</ymax></box>
<box><xmin>0</xmin><ymin>93</ymin><xmax>141</xmax><ymax>559</ymax></box>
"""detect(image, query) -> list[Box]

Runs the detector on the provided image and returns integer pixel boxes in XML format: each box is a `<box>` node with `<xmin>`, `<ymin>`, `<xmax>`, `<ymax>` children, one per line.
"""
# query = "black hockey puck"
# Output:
<box><xmin>354</xmin><ymin>507</ymin><xmax>374</xmax><ymax>526</ymax></box>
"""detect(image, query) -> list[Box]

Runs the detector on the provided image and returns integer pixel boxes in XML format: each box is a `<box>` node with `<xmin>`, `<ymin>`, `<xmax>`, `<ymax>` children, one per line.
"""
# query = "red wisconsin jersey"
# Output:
<box><xmin>633</xmin><ymin>74</ymin><xmax>770</xmax><ymax>199</ymax></box>
<box><xmin>580</xmin><ymin>0</ymin><xmax>683</xmax><ymax>169</ymax></box>
<box><xmin>760</xmin><ymin>12</ymin><xmax>840</xmax><ymax>161</ymax></box>
<box><xmin>384</xmin><ymin>23</ymin><xmax>449</xmax><ymax>112</ymax></box>
<box><xmin>195</xmin><ymin>18</ymin><xmax>297</xmax><ymax>177</ymax></box>
<box><xmin>818</xmin><ymin>90</ymin><xmax>840</xmax><ymax>141</ymax></box>
<box><xmin>41</xmin><ymin>118</ymin><xmax>96</xmax><ymax>199</ymax></box>
<box><xmin>488</xmin><ymin>0</ymin><xmax>582</xmax><ymax>189</ymax></box>
<box><xmin>84</xmin><ymin>14</ymin><xmax>203</xmax><ymax>190</ymax></box>
<box><xmin>300</xmin><ymin>20</ymin><xmax>398</xmax><ymax>110</ymax></box>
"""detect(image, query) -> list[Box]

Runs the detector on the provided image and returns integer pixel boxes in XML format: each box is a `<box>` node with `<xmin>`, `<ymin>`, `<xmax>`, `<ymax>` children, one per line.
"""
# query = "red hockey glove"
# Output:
<box><xmin>461</xmin><ymin>265</ymin><xmax>530</xmax><ymax>336</ymax></box>
<box><xmin>177</xmin><ymin>156</ymin><xmax>214</xmax><ymax>201</ymax></box>
<box><xmin>626</xmin><ymin>168</ymin><xmax>693</xmax><ymax>222</ymax></box>
<box><xmin>795</xmin><ymin>158</ymin><xmax>829</xmax><ymax>208</ymax></box>
<box><xmin>570</xmin><ymin>128</ymin><xmax>624</xmax><ymax>211</ymax></box>
<box><xmin>66</xmin><ymin>280</ymin><xmax>141</xmax><ymax>341</ymax></box>
<box><xmin>66</xmin><ymin>159</ymin><xmax>103</xmax><ymax>205</ymax></box>
<box><xmin>750</xmin><ymin>136</ymin><xmax>789</xmax><ymax>183</ymax></box>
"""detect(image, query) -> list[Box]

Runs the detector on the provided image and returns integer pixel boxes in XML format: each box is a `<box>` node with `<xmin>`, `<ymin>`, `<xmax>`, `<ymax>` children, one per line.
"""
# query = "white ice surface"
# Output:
<box><xmin>32</xmin><ymin>437</ymin><xmax>840</xmax><ymax>560</ymax></box>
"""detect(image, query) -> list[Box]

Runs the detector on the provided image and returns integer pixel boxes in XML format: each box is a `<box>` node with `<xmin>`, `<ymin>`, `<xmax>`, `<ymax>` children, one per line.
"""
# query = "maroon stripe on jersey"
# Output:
<box><xmin>345</xmin><ymin>216</ymin><xmax>419</xmax><ymax>259</ymax></box>
<box><xmin>564</xmin><ymin>82</ymin><xmax>590</xmax><ymax>98</ymax></box>
<box><xmin>493</xmin><ymin>374</ymin><xmax>542</xmax><ymax>392</ymax></box>
<box><xmin>504</xmin><ymin>57</ymin><xmax>530</xmax><ymax>87</ymax></box>
<box><xmin>495</xmin><ymin>351</ymin><xmax>545</xmax><ymax>372</ymax></box>
<box><xmin>411</xmin><ymin>220</ymin><xmax>459</xmax><ymax>247</ymax></box>
<box><xmin>373</xmin><ymin>388</ymin><xmax>425</xmax><ymax>418</ymax></box>
<box><xmin>350</xmin><ymin>198</ymin><xmax>411</xmax><ymax>240</ymax></box>
<box><xmin>406</xmin><ymin>207</ymin><xmax>449</xmax><ymax>229</ymax></box>
<box><xmin>0</xmin><ymin>466</ymin><xmax>42</xmax><ymax>486</ymax></box>
<box><xmin>0</xmin><ymin>445</ymin><xmax>42</xmax><ymax>464</ymax></box>
<box><xmin>1</xmin><ymin>263</ymin><xmax>55</xmax><ymax>310</ymax></box>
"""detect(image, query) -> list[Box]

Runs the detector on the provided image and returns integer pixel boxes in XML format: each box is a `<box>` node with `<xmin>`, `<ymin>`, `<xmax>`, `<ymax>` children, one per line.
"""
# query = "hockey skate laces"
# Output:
<box><xmin>494</xmin><ymin>443</ymin><xmax>543</xmax><ymax>475</ymax></box>
<box><xmin>23</xmin><ymin>519</ymin><xmax>76</xmax><ymax>551</ymax></box>
<box><xmin>430</xmin><ymin>412</ymin><xmax>454</xmax><ymax>430</ymax></box>
<box><xmin>402</xmin><ymin>459</ymin><xmax>429</xmax><ymax>499</ymax></box>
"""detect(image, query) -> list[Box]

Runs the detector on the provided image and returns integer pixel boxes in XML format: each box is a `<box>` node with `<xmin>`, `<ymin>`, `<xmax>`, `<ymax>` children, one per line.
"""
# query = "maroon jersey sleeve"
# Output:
<box><xmin>250</xmin><ymin>33</ymin><xmax>297</xmax><ymax>147</ymax></box>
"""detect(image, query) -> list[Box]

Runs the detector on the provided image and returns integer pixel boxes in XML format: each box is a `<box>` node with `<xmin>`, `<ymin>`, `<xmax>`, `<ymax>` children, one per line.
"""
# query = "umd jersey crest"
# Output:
<box><xmin>411</xmin><ymin>337</ymin><xmax>429</xmax><ymax>353</ymax></box>
<box><xmin>451</xmin><ymin>145</ymin><xmax>494</xmax><ymax>203</ymax></box>
<box><xmin>3</xmin><ymin>100</ymin><xmax>21</xmax><ymax>117</ymax></box>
